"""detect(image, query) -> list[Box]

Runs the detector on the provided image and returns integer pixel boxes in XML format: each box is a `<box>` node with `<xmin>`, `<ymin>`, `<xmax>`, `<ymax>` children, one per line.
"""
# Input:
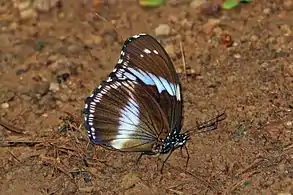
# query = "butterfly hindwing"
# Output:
<box><xmin>84</xmin><ymin>75</ymin><xmax>170</xmax><ymax>152</ymax></box>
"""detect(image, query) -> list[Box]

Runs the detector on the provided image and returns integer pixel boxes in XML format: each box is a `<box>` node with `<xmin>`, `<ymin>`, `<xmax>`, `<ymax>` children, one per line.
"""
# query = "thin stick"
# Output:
<box><xmin>8</xmin><ymin>150</ymin><xmax>21</xmax><ymax>162</ymax></box>
<box><xmin>0</xmin><ymin>140</ymin><xmax>42</xmax><ymax>147</ymax></box>
<box><xmin>0</xmin><ymin>119</ymin><xmax>26</xmax><ymax>134</ymax></box>
<box><xmin>167</xmin><ymin>188</ymin><xmax>183</xmax><ymax>195</ymax></box>
<box><xmin>179</xmin><ymin>41</ymin><xmax>187</xmax><ymax>80</ymax></box>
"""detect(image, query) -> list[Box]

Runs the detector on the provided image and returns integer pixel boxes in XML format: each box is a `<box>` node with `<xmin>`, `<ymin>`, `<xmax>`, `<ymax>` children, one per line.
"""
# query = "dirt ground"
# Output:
<box><xmin>1</xmin><ymin>0</ymin><xmax>293</xmax><ymax>194</ymax></box>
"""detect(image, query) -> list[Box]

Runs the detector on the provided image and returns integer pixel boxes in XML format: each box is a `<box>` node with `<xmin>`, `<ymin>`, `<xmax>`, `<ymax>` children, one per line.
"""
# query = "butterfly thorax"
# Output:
<box><xmin>152</xmin><ymin>131</ymin><xmax>189</xmax><ymax>154</ymax></box>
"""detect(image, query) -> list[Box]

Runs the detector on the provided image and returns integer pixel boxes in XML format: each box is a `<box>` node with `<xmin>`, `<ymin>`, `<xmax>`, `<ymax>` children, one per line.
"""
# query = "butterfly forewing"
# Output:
<box><xmin>114</xmin><ymin>34</ymin><xmax>183</xmax><ymax>132</ymax></box>
<box><xmin>84</xmin><ymin>76</ymin><xmax>170</xmax><ymax>152</ymax></box>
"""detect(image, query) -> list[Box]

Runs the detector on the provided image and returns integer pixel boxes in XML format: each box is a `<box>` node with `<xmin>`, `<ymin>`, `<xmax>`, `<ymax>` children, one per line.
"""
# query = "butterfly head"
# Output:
<box><xmin>152</xmin><ymin>130</ymin><xmax>189</xmax><ymax>154</ymax></box>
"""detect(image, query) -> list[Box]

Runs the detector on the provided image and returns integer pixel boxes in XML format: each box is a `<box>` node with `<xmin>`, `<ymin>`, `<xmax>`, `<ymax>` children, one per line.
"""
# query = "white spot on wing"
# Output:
<box><xmin>118</xmin><ymin>58</ymin><xmax>123</xmax><ymax>64</ymax></box>
<box><xmin>133</xmin><ymin>34</ymin><xmax>140</xmax><ymax>38</ymax></box>
<box><xmin>106</xmin><ymin>77</ymin><xmax>112</xmax><ymax>82</ymax></box>
<box><xmin>176</xmin><ymin>84</ymin><xmax>181</xmax><ymax>101</ymax></box>
<box><xmin>153</xmin><ymin>50</ymin><xmax>159</xmax><ymax>54</ymax></box>
<box><xmin>143</xmin><ymin>48</ymin><xmax>151</xmax><ymax>54</ymax></box>
<box><xmin>140</xmin><ymin>54</ymin><xmax>144</xmax><ymax>58</ymax></box>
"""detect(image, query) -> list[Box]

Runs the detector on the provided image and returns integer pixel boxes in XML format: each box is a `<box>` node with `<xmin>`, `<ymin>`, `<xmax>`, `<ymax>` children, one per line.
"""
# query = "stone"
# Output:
<box><xmin>1</xmin><ymin>103</ymin><xmax>9</xmax><ymax>109</ymax></box>
<box><xmin>33</xmin><ymin>0</ymin><xmax>61</xmax><ymax>12</ymax></box>
<box><xmin>155</xmin><ymin>24</ymin><xmax>171</xmax><ymax>36</ymax></box>
<box><xmin>49</xmin><ymin>82</ymin><xmax>60</xmax><ymax>92</ymax></box>
<box><xmin>190</xmin><ymin>0</ymin><xmax>204</xmax><ymax>9</ymax></box>
<box><xmin>19</xmin><ymin>8</ymin><xmax>37</xmax><ymax>19</ymax></box>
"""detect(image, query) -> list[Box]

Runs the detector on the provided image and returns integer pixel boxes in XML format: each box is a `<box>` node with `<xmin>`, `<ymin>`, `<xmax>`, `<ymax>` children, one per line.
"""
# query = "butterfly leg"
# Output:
<box><xmin>136</xmin><ymin>152</ymin><xmax>156</xmax><ymax>166</ymax></box>
<box><xmin>179</xmin><ymin>145</ymin><xmax>190</xmax><ymax>168</ymax></box>
<box><xmin>160</xmin><ymin>148</ymin><xmax>175</xmax><ymax>173</ymax></box>
<box><xmin>184</xmin><ymin>145</ymin><xmax>190</xmax><ymax>168</ymax></box>
<box><xmin>136</xmin><ymin>153</ymin><xmax>144</xmax><ymax>165</ymax></box>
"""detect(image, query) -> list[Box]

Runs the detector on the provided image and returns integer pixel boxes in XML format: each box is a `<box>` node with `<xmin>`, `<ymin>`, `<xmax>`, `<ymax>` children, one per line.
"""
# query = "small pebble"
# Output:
<box><xmin>189</xmin><ymin>0</ymin><xmax>204</xmax><ymax>9</ymax></box>
<box><xmin>232</xmin><ymin>42</ymin><xmax>238</xmax><ymax>47</ymax></box>
<box><xmin>280</xmin><ymin>24</ymin><xmax>292</xmax><ymax>36</ymax></box>
<box><xmin>9</xmin><ymin>22</ymin><xmax>18</xmax><ymax>30</ymax></box>
<box><xmin>17</xmin><ymin>1</ymin><xmax>31</xmax><ymax>10</ymax></box>
<box><xmin>284</xmin><ymin>0</ymin><xmax>293</xmax><ymax>9</ymax></box>
<box><xmin>67</xmin><ymin>44</ymin><xmax>81</xmax><ymax>53</ymax></box>
<box><xmin>263</xmin><ymin>8</ymin><xmax>271</xmax><ymax>15</ymax></box>
<box><xmin>250</xmin><ymin>35</ymin><xmax>259</xmax><ymax>42</ymax></box>
<box><xmin>155</xmin><ymin>24</ymin><xmax>171</xmax><ymax>36</ymax></box>
<box><xmin>42</xmin><ymin>113</ymin><xmax>48</xmax><ymax>117</ymax></box>
<box><xmin>20</xmin><ymin>8</ymin><xmax>37</xmax><ymax>19</ymax></box>
<box><xmin>285</xmin><ymin>121</ymin><xmax>293</xmax><ymax>127</ymax></box>
<box><xmin>58</xmin><ymin>93</ymin><xmax>69</xmax><ymax>102</ymax></box>
<box><xmin>83</xmin><ymin>35</ymin><xmax>102</xmax><ymax>45</ymax></box>
<box><xmin>49</xmin><ymin>82</ymin><xmax>60</xmax><ymax>92</ymax></box>
<box><xmin>233</xmin><ymin>54</ymin><xmax>241</xmax><ymax>59</ymax></box>
<box><xmin>33</xmin><ymin>0</ymin><xmax>61</xmax><ymax>12</ymax></box>
<box><xmin>1</xmin><ymin>103</ymin><xmax>9</xmax><ymax>109</ymax></box>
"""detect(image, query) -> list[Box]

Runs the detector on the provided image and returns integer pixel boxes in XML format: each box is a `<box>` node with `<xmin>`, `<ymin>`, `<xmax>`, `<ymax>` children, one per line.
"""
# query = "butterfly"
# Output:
<box><xmin>83</xmin><ymin>33</ymin><xmax>189</xmax><ymax>170</ymax></box>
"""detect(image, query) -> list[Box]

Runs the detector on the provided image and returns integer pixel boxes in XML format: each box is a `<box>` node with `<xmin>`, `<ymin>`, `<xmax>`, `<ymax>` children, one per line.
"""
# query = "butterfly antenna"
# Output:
<box><xmin>179</xmin><ymin>40</ymin><xmax>187</xmax><ymax>80</ymax></box>
<box><xmin>196</xmin><ymin>112</ymin><xmax>227</xmax><ymax>132</ymax></box>
<box><xmin>94</xmin><ymin>12</ymin><xmax>124</xmax><ymax>44</ymax></box>
<box><xmin>183</xmin><ymin>111</ymin><xmax>226</xmax><ymax>135</ymax></box>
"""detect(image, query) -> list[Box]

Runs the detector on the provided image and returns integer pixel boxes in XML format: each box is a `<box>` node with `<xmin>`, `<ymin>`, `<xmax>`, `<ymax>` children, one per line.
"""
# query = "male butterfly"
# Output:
<box><xmin>83</xmin><ymin>33</ymin><xmax>189</xmax><ymax>168</ymax></box>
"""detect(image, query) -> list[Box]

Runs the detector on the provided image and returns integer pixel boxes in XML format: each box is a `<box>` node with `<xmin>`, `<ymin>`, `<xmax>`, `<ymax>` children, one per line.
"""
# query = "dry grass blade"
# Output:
<box><xmin>179</xmin><ymin>41</ymin><xmax>187</xmax><ymax>80</ymax></box>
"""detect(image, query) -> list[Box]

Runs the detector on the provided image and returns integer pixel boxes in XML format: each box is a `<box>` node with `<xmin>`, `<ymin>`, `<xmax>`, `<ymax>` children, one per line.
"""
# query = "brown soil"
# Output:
<box><xmin>1</xmin><ymin>0</ymin><xmax>293</xmax><ymax>194</ymax></box>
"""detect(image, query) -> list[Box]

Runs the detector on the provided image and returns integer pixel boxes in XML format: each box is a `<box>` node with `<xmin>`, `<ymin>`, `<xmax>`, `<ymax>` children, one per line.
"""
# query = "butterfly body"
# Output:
<box><xmin>83</xmin><ymin>33</ymin><xmax>188</xmax><ymax>160</ymax></box>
